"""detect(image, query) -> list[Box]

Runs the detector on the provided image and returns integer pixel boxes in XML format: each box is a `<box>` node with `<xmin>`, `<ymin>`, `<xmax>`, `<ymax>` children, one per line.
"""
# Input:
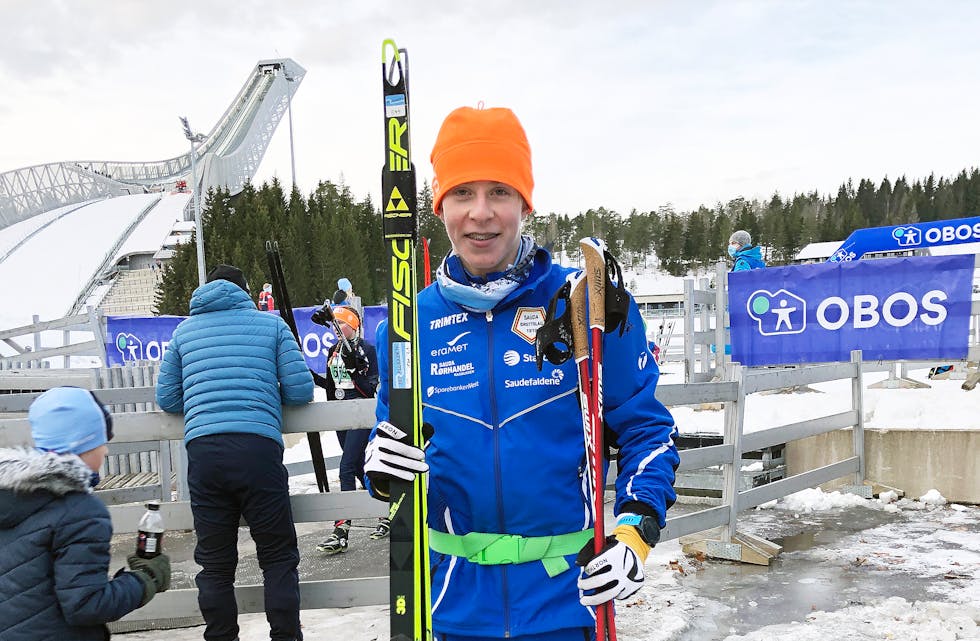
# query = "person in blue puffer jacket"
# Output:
<box><xmin>364</xmin><ymin>106</ymin><xmax>679</xmax><ymax>641</ymax></box>
<box><xmin>156</xmin><ymin>264</ymin><xmax>313</xmax><ymax>641</ymax></box>
<box><xmin>728</xmin><ymin>230</ymin><xmax>767</xmax><ymax>272</ymax></box>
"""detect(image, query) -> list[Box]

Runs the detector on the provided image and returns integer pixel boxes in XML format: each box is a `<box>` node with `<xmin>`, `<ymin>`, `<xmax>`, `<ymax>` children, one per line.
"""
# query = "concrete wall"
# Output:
<box><xmin>787</xmin><ymin>428</ymin><xmax>979</xmax><ymax>504</ymax></box>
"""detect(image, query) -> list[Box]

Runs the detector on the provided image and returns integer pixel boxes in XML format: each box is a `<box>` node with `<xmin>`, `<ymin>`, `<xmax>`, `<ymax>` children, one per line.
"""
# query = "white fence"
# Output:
<box><xmin>0</xmin><ymin>351</ymin><xmax>871</xmax><ymax>622</ymax></box>
<box><xmin>0</xmin><ymin>307</ymin><xmax>106</xmax><ymax>369</ymax></box>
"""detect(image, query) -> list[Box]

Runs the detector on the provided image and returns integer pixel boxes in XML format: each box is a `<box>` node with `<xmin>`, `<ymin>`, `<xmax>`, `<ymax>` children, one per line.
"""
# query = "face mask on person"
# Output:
<box><xmin>727</xmin><ymin>244</ymin><xmax>739</xmax><ymax>257</ymax></box>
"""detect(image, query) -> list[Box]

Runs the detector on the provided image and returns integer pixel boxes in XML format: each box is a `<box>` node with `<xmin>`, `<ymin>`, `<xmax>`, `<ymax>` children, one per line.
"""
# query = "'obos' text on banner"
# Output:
<box><xmin>729</xmin><ymin>255</ymin><xmax>974</xmax><ymax>367</ymax></box>
<box><xmin>106</xmin><ymin>306</ymin><xmax>388</xmax><ymax>372</ymax></box>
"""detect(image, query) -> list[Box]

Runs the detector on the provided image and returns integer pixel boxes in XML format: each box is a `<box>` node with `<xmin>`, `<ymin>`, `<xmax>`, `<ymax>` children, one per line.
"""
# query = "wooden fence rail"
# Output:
<box><xmin>0</xmin><ymin>352</ymin><xmax>871</xmax><ymax>621</ymax></box>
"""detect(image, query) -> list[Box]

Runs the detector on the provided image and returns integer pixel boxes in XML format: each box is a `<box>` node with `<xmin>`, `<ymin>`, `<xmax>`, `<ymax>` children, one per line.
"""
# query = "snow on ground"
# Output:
<box><xmin>117</xmin><ymin>491</ymin><xmax>980</xmax><ymax>641</ymax></box>
<box><xmin>661</xmin><ymin>361</ymin><xmax>980</xmax><ymax>434</ymax></box>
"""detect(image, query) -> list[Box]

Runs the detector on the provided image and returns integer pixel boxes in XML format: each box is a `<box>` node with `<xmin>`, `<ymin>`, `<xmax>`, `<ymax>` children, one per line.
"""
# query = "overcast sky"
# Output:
<box><xmin>2</xmin><ymin>0</ymin><xmax>980</xmax><ymax>216</ymax></box>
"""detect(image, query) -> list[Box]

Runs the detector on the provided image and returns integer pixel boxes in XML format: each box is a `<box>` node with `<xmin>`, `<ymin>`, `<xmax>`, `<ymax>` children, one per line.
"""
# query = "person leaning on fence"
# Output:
<box><xmin>312</xmin><ymin>304</ymin><xmax>389</xmax><ymax>555</ymax></box>
<box><xmin>0</xmin><ymin>387</ymin><xmax>171</xmax><ymax>641</ymax></box>
<box><xmin>728</xmin><ymin>229</ymin><xmax>766</xmax><ymax>272</ymax></box>
<box><xmin>155</xmin><ymin>264</ymin><xmax>313</xmax><ymax>641</ymax></box>
<box><xmin>364</xmin><ymin>105</ymin><xmax>680</xmax><ymax>641</ymax></box>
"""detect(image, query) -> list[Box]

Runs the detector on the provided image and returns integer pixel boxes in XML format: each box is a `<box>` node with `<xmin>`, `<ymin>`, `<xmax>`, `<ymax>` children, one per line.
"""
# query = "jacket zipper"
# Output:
<box><xmin>486</xmin><ymin>309</ymin><xmax>511</xmax><ymax>637</ymax></box>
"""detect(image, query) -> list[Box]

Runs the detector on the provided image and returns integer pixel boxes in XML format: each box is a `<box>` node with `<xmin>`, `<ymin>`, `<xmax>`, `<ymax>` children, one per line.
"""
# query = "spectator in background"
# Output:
<box><xmin>0</xmin><ymin>387</ymin><xmax>170</xmax><ymax>641</ymax></box>
<box><xmin>312</xmin><ymin>305</ymin><xmax>388</xmax><ymax>555</ymax></box>
<box><xmin>728</xmin><ymin>230</ymin><xmax>766</xmax><ymax>272</ymax></box>
<box><xmin>156</xmin><ymin>264</ymin><xmax>313</xmax><ymax>641</ymax></box>
<box><xmin>259</xmin><ymin>282</ymin><xmax>276</xmax><ymax>312</ymax></box>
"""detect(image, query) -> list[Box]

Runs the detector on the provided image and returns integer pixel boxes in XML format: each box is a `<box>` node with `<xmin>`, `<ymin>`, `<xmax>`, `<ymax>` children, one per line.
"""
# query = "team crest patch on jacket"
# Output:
<box><xmin>511</xmin><ymin>307</ymin><xmax>546</xmax><ymax>344</ymax></box>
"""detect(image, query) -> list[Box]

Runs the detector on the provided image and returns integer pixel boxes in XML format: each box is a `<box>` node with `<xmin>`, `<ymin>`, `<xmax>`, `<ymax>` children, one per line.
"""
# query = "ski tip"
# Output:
<box><xmin>382</xmin><ymin>39</ymin><xmax>400</xmax><ymax>63</ymax></box>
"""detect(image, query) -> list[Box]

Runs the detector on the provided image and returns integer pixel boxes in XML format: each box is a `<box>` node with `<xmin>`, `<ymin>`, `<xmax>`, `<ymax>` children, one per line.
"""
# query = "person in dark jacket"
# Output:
<box><xmin>156</xmin><ymin>264</ymin><xmax>313</xmax><ymax>641</ymax></box>
<box><xmin>313</xmin><ymin>304</ymin><xmax>388</xmax><ymax>554</ymax></box>
<box><xmin>728</xmin><ymin>229</ymin><xmax>766</xmax><ymax>272</ymax></box>
<box><xmin>0</xmin><ymin>387</ymin><xmax>170</xmax><ymax>641</ymax></box>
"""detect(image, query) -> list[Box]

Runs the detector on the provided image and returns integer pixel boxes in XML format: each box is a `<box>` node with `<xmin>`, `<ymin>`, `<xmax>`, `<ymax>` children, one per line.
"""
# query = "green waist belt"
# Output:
<box><xmin>428</xmin><ymin>528</ymin><xmax>594</xmax><ymax>578</ymax></box>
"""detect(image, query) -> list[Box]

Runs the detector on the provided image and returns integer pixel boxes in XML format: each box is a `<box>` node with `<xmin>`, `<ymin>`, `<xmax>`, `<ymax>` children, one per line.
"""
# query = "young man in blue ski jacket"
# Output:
<box><xmin>728</xmin><ymin>230</ymin><xmax>766</xmax><ymax>272</ymax></box>
<box><xmin>364</xmin><ymin>106</ymin><xmax>679</xmax><ymax>641</ymax></box>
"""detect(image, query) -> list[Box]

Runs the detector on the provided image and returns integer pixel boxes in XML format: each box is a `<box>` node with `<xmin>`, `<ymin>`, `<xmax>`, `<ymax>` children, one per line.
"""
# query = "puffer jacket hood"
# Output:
<box><xmin>189</xmin><ymin>278</ymin><xmax>256</xmax><ymax>315</ymax></box>
<box><xmin>0</xmin><ymin>448</ymin><xmax>91</xmax><ymax>529</ymax></box>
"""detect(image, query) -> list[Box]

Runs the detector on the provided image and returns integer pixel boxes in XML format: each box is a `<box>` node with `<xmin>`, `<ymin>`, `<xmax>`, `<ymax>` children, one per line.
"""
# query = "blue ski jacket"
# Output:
<box><xmin>373</xmin><ymin>248</ymin><xmax>678</xmax><ymax>638</ymax></box>
<box><xmin>156</xmin><ymin>279</ymin><xmax>314</xmax><ymax>445</ymax></box>
<box><xmin>732</xmin><ymin>244</ymin><xmax>766</xmax><ymax>272</ymax></box>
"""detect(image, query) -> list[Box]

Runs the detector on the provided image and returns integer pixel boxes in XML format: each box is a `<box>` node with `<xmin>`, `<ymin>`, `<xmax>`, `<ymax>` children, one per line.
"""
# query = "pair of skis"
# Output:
<box><xmin>265</xmin><ymin>241</ymin><xmax>331</xmax><ymax>494</ymax></box>
<box><xmin>537</xmin><ymin>237</ymin><xmax>628</xmax><ymax>641</ymax></box>
<box><xmin>381</xmin><ymin>40</ymin><xmax>432</xmax><ymax>641</ymax></box>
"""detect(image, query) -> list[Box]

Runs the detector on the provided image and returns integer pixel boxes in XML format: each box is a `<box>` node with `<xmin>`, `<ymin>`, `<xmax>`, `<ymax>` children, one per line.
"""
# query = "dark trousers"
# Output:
<box><xmin>335</xmin><ymin>428</ymin><xmax>370</xmax><ymax>492</ymax></box>
<box><xmin>187</xmin><ymin>434</ymin><xmax>301</xmax><ymax>641</ymax></box>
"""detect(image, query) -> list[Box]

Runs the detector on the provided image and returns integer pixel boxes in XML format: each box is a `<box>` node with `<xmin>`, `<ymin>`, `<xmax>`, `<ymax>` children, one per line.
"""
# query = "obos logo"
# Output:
<box><xmin>892</xmin><ymin>226</ymin><xmax>921</xmax><ymax>247</ymax></box>
<box><xmin>746</xmin><ymin>290</ymin><xmax>806</xmax><ymax>336</ymax></box>
<box><xmin>748</xmin><ymin>288</ymin><xmax>950</xmax><ymax>336</ymax></box>
<box><xmin>115</xmin><ymin>333</ymin><xmax>170</xmax><ymax>361</ymax></box>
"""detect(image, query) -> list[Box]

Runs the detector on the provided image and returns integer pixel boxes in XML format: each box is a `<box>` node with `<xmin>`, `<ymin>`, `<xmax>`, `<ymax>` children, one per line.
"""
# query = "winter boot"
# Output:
<box><xmin>369</xmin><ymin>518</ymin><xmax>391</xmax><ymax>540</ymax></box>
<box><xmin>316</xmin><ymin>520</ymin><xmax>350</xmax><ymax>555</ymax></box>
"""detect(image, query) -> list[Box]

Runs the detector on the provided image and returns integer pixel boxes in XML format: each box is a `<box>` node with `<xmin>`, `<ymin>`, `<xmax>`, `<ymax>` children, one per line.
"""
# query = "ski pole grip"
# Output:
<box><xmin>567</xmin><ymin>271</ymin><xmax>589</xmax><ymax>361</ymax></box>
<box><xmin>580</xmin><ymin>237</ymin><xmax>607</xmax><ymax>332</ymax></box>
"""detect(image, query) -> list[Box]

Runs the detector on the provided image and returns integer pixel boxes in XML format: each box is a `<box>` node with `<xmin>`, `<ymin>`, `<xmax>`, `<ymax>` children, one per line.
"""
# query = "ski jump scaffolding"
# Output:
<box><xmin>0</xmin><ymin>58</ymin><xmax>305</xmax><ymax>230</ymax></box>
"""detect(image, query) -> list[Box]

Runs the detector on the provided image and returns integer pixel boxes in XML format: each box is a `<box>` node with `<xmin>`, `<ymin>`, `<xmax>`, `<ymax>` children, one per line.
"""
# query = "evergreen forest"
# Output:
<box><xmin>154</xmin><ymin>168</ymin><xmax>980</xmax><ymax>315</ymax></box>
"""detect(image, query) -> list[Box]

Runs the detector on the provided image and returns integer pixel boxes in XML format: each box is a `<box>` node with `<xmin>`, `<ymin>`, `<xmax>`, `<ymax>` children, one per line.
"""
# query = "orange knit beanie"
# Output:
<box><xmin>430</xmin><ymin>106</ymin><xmax>534</xmax><ymax>213</ymax></box>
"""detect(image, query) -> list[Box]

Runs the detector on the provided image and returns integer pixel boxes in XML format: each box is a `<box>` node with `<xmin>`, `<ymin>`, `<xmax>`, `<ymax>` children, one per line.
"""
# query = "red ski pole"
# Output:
<box><xmin>579</xmin><ymin>236</ymin><xmax>615</xmax><ymax>641</ymax></box>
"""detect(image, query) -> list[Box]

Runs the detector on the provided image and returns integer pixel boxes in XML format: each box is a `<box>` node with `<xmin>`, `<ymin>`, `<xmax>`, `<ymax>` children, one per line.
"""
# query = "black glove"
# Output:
<box><xmin>128</xmin><ymin>553</ymin><xmax>171</xmax><ymax>595</ymax></box>
<box><xmin>340</xmin><ymin>341</ymin><xmax>368</xmax><ymax>371</ymax></box>
<box><xmin>311</xmin><ymin>305</ymin><xmax>334</xmax><ymax>326</ymax></box>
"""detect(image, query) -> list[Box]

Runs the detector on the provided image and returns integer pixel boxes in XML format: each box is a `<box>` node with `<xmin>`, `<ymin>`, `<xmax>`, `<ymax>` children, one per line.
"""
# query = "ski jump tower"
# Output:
<box><xmin>0</xmin><ymin>58</ymin><xmax>305</xmax><ymax>230</ymax></box>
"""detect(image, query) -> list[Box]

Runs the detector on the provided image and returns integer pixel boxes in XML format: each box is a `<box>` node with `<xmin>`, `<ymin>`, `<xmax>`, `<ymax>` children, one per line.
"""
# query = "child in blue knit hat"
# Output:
<box><xmin>0</xmin><ymin>387</ymin><xmax>171</xmax><ymax>640</ymax></box>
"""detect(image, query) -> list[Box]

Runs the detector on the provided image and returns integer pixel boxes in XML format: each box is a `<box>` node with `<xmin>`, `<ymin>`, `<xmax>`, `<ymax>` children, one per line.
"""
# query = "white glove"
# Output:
<box><xmin>576</xmin><ymin>536</ymin><xmax>644</xmax><ymax>606</ymax></box>
<box><xmin>364</xmin><ymin>420</ymin><xmax>429</xmax><ymax>485</ymax></box>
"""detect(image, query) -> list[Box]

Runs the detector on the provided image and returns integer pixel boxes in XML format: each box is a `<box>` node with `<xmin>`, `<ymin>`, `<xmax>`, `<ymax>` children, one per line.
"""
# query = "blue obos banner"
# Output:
<box><xmin>107</xmin><ymin>305</ymin><xmax>389</xmax><ymax>373</ymax></box>
<box><xmin>729</xmin><ymin>255</ymin><xmax>974</xmax><ymax>366</ymax></box>
<box><xmin>828</xmin><ymin>215</ymin><xmax>980</xmax><ymax>262</ymax></box>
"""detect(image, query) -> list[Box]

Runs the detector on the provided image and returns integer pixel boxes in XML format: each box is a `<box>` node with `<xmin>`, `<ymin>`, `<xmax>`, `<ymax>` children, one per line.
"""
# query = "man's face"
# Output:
<box><xmin>437</xmin><ymin>180</ymin><xmax>527</xmax><ymax>277</ymax></box>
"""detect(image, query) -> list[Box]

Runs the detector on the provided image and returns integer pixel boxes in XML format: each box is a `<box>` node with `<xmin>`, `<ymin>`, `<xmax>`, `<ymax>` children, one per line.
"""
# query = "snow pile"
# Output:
<box><xmin>920</xmin><ymin>489</ymin><xmax>948</xmax><ymax>506</ymax></box>
<box><xmin>722</xmin><ymin>596</ymin><xmax>979</xmax><ymax>640</ymax></box>
<box><xmin>769</xmin><ymin>488</ymin><xmax>871</xmax><ymax>513</ymax></box>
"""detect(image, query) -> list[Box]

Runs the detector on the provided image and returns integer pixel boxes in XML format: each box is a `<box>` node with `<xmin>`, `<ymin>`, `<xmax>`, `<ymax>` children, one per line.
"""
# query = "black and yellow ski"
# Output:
<box><xmin>381</xmin><ymin>39</ymin><xmax>431</xmax><ymax>641</ymax></box>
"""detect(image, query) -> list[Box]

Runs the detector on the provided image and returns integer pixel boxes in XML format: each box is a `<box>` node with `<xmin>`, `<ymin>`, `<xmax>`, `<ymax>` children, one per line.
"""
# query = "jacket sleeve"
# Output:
<box><xmin>373</xmin><ymin>320</ymin><xmax>390</xmax><ymax>424</ymax></box>
<box><xmin>602</xmin><ymin>295</ymin><xmax>679</xmax><ymax>527</ymax></box>
<box><xmin>732</xmin><ymin>257</ymin><xmax>750</xmax><ymax>272</ymax></box>
<box><xmin>277</xmin><ymin>320</ymin><xmax>314</xmax><ymax>405</ymax></box>
<box><xmin>155</xmin><ymin>332</ymin><xmax>184</xmax><ymax>413</ymax></box>
<box><xmin>365</xmin><ymin>320</ymin><xmax>389</xmax><ymax>498</ymax></box>
<box><xmin>52</xmin><ymin>498</ymin><xmax>144</xmax><ymax>624</ymax></box>
<box><xmin>351</xmin><ymin>341</ymin><xmax>379</xmax><ymax>398</ymax></box>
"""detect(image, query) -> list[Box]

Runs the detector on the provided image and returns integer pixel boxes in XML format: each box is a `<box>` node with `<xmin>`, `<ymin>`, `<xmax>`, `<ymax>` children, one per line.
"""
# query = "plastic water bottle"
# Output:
<box><xmin>136</xmin><ymin>502</ymin><xmax>165</xmax><ymax>558</ymax></box>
